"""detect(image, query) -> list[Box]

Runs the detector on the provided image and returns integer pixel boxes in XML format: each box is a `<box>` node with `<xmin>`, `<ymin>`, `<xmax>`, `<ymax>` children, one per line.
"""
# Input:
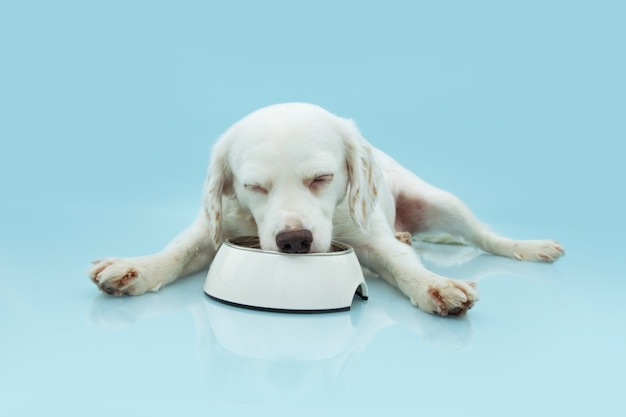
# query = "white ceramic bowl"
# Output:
<box><xmin>204</xmin><ymin>236</ymin><xmax>368</xmax><ymax>313</ymax></box>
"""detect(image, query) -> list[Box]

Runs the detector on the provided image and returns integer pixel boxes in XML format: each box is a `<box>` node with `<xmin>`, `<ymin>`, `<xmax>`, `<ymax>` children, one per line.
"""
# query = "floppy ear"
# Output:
<box><xmin>203</xmin><ymin>138</ymin><xmax>233</xmax><ymax>248</ymax></box>
<box><xmin>342</xmin><ymin>119</ymin><xmax>382</xmax><ymax>231</ymax></box>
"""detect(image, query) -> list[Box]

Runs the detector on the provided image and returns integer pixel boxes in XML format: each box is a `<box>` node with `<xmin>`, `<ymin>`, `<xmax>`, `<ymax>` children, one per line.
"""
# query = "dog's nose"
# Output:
<box><xmin>275</xmin><ymin>229</ymin><xmax>313</xmax><ymax>254</ymax></box>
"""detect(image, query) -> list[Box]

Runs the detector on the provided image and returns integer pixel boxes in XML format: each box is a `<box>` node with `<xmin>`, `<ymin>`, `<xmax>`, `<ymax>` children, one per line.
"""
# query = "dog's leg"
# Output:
<box><xmin>89</xmin><ymin>212</ymin><xmax>216</xmax><ymax>296</ymax></box>
<box><xmin>401</xmin><ymin>186</ymin><xmax>565</xmax><ymax>262</ymax></box>
<box><xmin>355</xmin><ymin>236</ymin><xmax>478</xmax><ymax>316</ymax></box>
<box><xmin>385</xmin><ymin>158</ymin><xmax>564</xmax><ymax>262</ymax></box>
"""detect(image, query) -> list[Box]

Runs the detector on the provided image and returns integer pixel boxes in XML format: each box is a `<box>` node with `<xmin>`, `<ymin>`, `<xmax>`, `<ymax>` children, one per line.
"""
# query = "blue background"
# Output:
<box><xmin>1</xmin><ymin>1</ymin><xmax>624</xmax><ymax>416</ymax></box>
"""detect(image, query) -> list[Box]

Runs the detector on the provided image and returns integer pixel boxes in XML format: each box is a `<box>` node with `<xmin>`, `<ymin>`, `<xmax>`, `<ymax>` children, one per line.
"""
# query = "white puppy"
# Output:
<box><xmin>90</xmin><ymin>103</ymin><xmax>564</xmax><ymax>315</ymax></box>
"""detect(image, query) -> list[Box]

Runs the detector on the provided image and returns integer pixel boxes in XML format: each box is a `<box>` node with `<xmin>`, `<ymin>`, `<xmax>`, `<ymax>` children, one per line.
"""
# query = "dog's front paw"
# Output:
<box><xmin>512</xmin><ymin>240</ymin><xmax>565</xmax><ymax>262</ymax></box>
<box><xmin>89</xmin><ymin>258</ymin><xmax>162</xmax><ymax>296</ymax></box>
<box><xmin>412</xmin><ymin>279</ymin><xmax>479</xmax><ymax>316</ymax></box>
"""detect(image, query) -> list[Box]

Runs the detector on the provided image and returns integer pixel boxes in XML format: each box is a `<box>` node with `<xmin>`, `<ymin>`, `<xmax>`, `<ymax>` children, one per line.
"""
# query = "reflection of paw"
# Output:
<box><xmin>395</xmin><ymin>232</ymin><xmax>413</xmax><ymax>245</ymax></box>
<box><xmin>89</xmin><ymin>258</ymin><xmax>162</xmax><ymax>296</ymax></box>
<box><xmin>512</xmin><ymin>240</ymin><xmax>565</xmax><ymax>263</ymax></box>
<box><xmin>412</xmin><ymin>279</ymin><xmax>478</xmax><ymax>316</ymax></box>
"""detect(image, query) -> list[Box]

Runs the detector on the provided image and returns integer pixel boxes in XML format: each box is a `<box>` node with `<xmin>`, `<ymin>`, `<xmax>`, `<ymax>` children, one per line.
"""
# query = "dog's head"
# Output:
<box><xmin>204</xmin><ymin>103</ymin><xmax>381</xmax><ymax>253</ymax></box>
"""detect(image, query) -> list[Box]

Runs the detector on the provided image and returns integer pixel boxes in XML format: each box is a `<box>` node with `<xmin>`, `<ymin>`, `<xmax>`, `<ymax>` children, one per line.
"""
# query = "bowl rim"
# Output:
<box><xmin>223</xmin><ymin>236</ymin><xmax>355</xmax><ymax>257</ymax></box>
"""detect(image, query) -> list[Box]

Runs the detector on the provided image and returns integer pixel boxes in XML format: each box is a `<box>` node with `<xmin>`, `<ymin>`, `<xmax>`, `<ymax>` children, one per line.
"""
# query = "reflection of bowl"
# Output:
<box><xmin>204</xmin><ymin>236</ymin><xmax>368</xmax><ymax>313</ymax></box>
<box><xmin>203</xmin><ymin>300</ymin><xmax>364</xmax><ymax>360</ymax></box>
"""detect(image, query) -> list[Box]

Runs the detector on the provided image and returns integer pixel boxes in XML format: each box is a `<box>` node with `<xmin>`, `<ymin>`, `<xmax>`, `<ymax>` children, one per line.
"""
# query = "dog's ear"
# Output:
<box><xmin>203</xmin><ymin>138</ymin><xmax>233</xmax><ymax>248</ymax></box>
<box><xmin>342</xmin><ymin>119</ymin><xmax>382</xmax><ymax>231</ymax></box>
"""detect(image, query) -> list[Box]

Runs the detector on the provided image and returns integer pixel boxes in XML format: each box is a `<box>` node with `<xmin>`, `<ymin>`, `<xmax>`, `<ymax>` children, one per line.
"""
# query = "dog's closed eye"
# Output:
<box><xmin>244</xmin><ymin>183</ymin><xmax>270</xmax><ymax>194</ymax></box>
<box><xmin>307</xmin><ymin>174</ymin><xmax>334</xmax><ymax>191</ymax></box>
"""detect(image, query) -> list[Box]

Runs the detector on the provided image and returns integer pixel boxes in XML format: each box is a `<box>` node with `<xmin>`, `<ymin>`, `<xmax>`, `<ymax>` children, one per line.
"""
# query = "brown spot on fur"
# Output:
<box><xmin>428</xmin><ymin>283</ymin><xmax>474</xmax><ymax>316</ymax></box>
<box><xmin>360</xmin><ymin>156</ymin><xmax>369</xmax><ymax>171</ymax></box>
<box><xmin>428</xmin><ymin>287</ymin><xmax>447</xmax><ymax>316</ymax></box>
<box><xmin>119</xmin><ymin>269</ymin><xmax>138</xmax><ymax>287</ymax></box>
<box><xmin>539</xmin><ymin>253</ymin><xmax>553</xmax><ymax>261</ymax></box>
<box><xmin>394</xmin><ymin>193</ymin><xmax>426</xmax><ymax>235</ymax></box>
<box><xmin>395</xmin><ymin>232</ymin><xmax>412</xmax><ymax>245</ymax></box>
<box><xmin>446</xmin><ymin>306</ymin><xmax>467</xmax><ymax>316</ymax></box>
<box><xmin>350</xmin><ymin>189</ymin><xmax>361</xmax><ymax>217</ymax></box>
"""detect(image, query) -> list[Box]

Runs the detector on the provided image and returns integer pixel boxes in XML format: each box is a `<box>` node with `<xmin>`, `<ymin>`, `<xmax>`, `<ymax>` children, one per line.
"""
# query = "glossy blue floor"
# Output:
<box><xmin>1</xmin><ymin>1</ymin><xmax>624</xmax><ymax>416</ymax></box>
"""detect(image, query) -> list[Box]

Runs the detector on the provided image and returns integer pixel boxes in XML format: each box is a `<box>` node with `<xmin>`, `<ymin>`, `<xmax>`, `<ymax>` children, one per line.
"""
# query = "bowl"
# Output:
<box><xmin>204</xmin><ymin>236</ymin><xmax>368</xmax><ymax>313</ymax></box>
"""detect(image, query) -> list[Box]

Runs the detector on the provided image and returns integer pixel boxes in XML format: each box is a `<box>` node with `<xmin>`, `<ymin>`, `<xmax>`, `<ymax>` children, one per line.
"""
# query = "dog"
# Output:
<box><xmin>90</xmin><ymin>103</ymin><xmax>564</xmax><ymax>316</ymax></box>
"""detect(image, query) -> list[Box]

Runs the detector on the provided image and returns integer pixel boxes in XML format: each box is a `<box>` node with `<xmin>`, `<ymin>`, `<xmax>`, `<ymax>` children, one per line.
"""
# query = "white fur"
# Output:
<box><xmin>90</xmin><ymin>103</ymin><xmax>564</xmax><ymax>316</ymax></box>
